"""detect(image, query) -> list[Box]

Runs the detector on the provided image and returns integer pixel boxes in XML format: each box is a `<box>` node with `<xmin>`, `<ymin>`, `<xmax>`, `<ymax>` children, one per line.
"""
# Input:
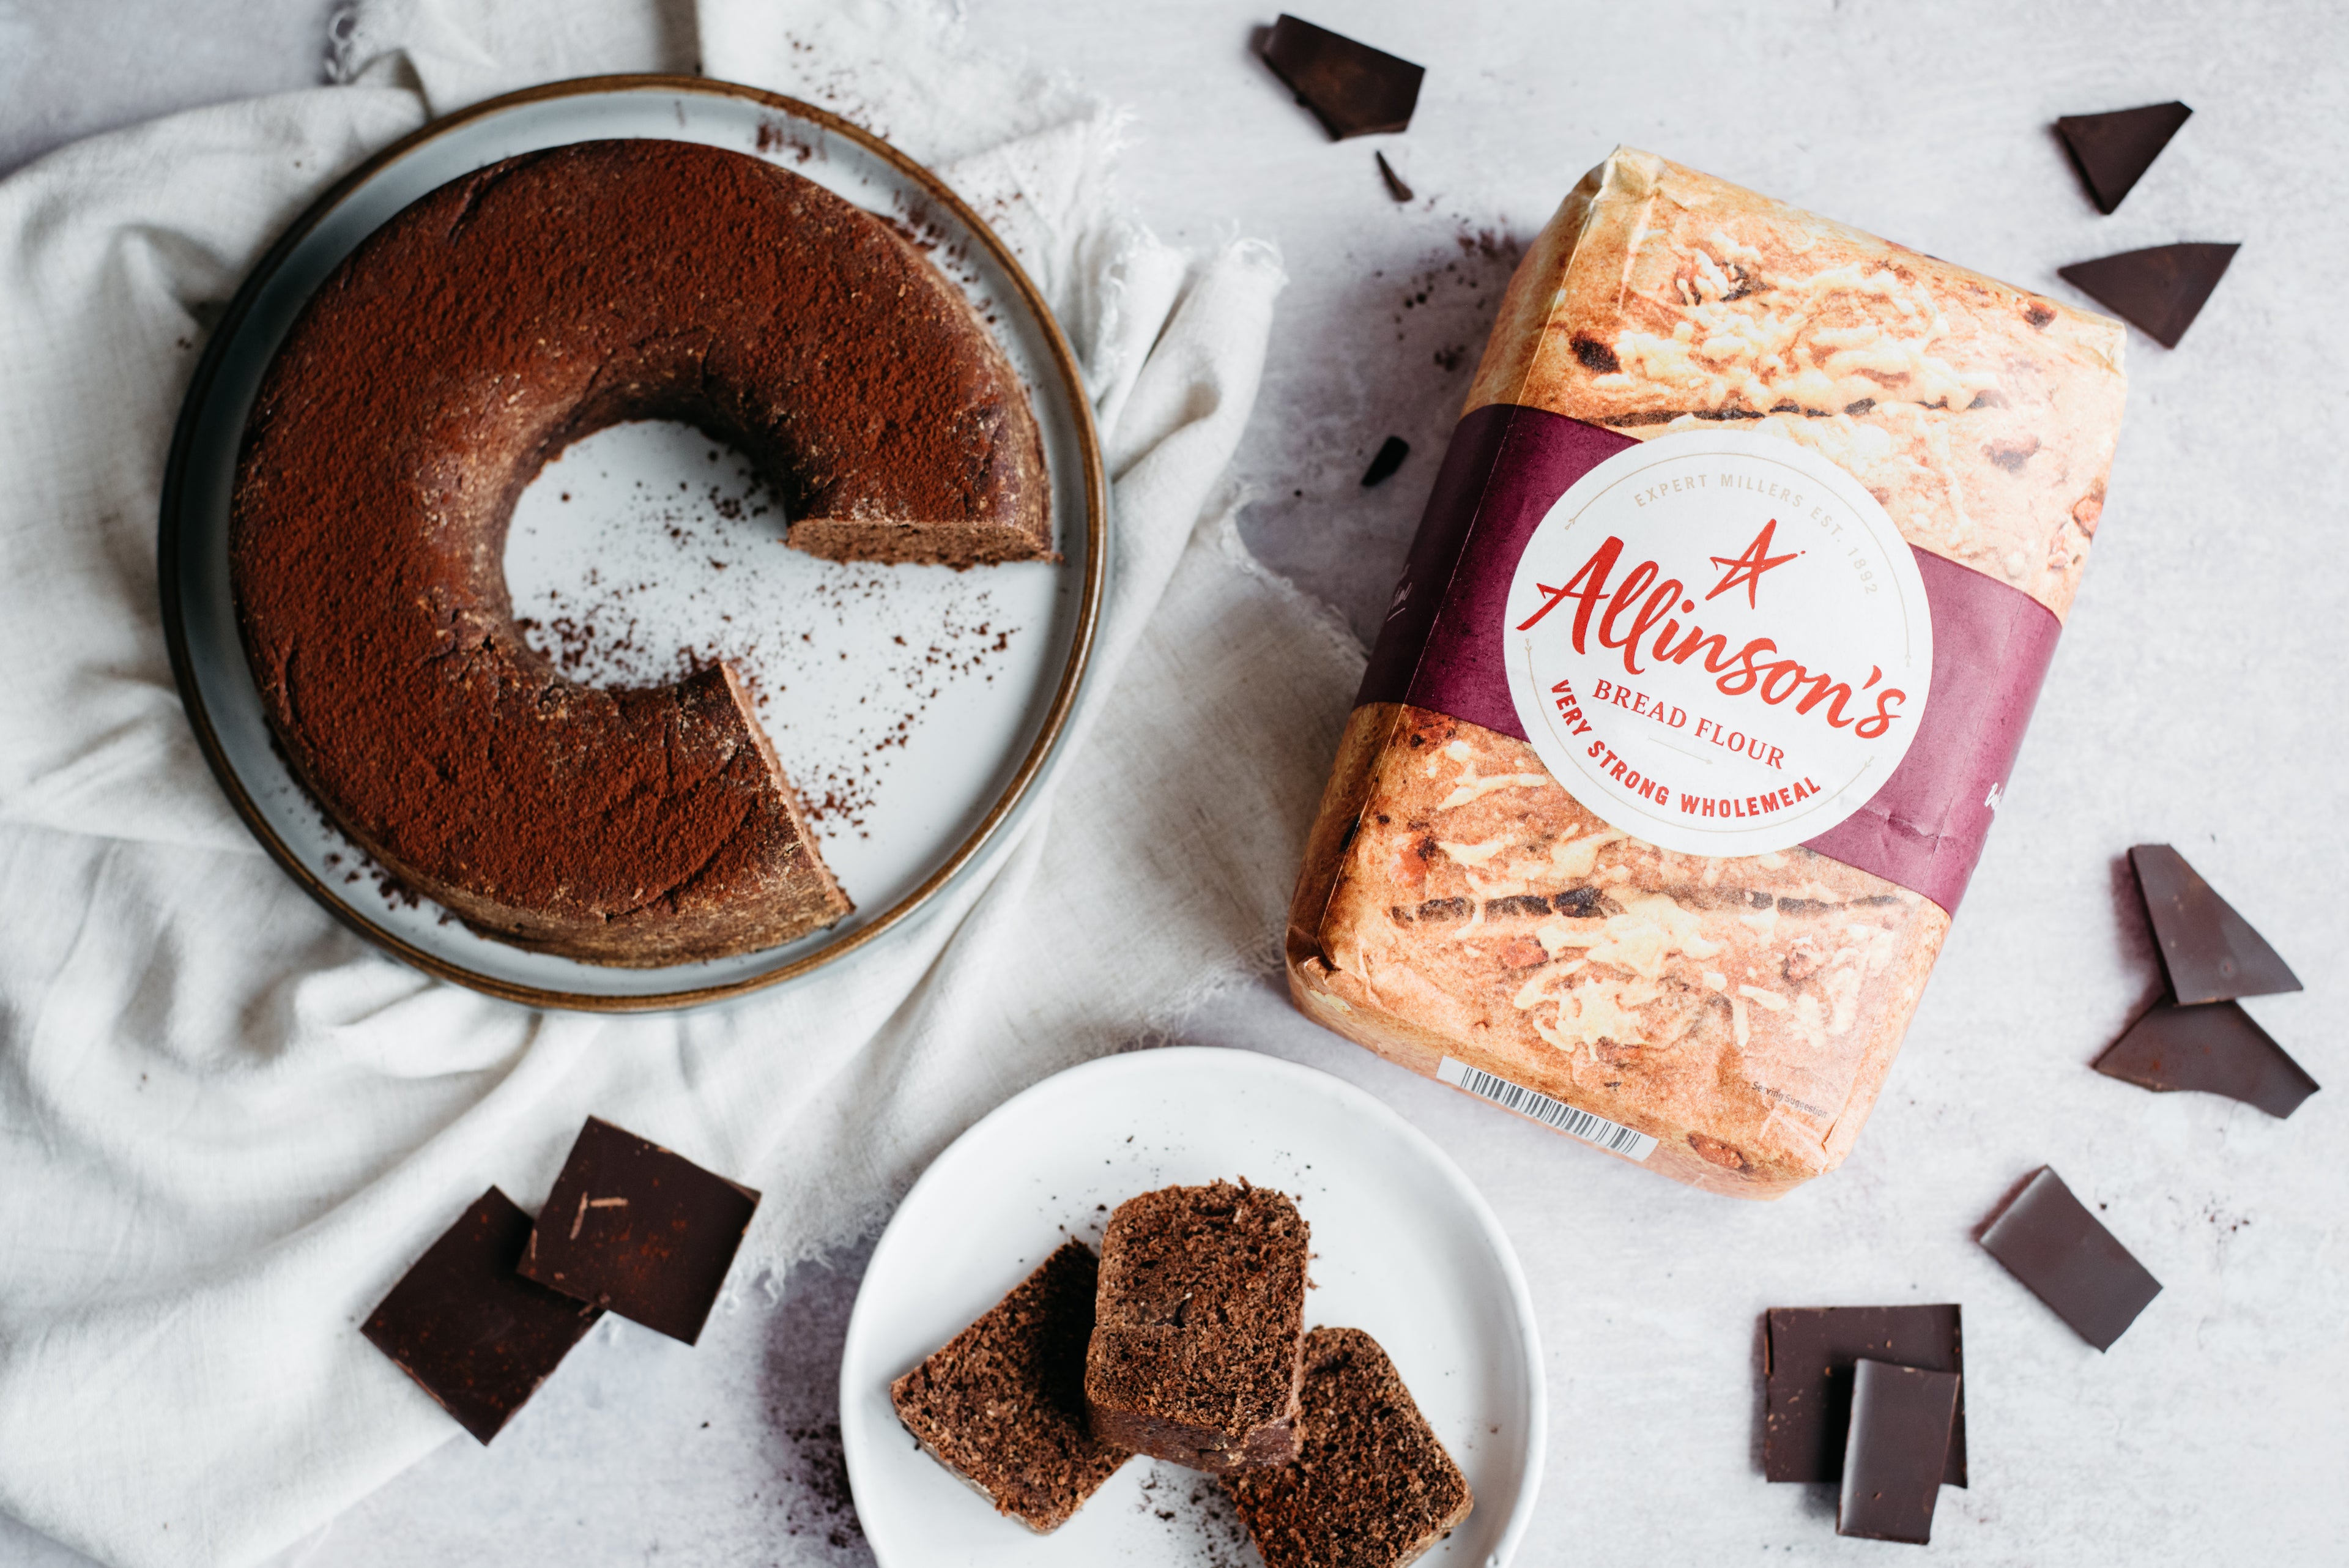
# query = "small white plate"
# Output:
<box><xmin>839</xmin><ymin>1048</ymin><xmax>1545</xmax><ymax>1567</ymax></box>
<box><xmin>160</xmin><ymin>77</ymin><xmax>1105</xmax><ymax>1010</ymax></box>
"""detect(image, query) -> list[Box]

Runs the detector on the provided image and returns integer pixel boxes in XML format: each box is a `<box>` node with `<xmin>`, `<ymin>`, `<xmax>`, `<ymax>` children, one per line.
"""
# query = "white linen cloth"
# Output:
<box><xmin>0</xmin><ymin>3</ymin><xmax>1364</xmax><ymax>1564</ymax></box>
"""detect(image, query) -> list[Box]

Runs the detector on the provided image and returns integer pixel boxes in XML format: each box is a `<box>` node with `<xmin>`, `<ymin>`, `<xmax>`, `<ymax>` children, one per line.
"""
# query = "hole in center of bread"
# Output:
<box><xmin>507</xmin><ymin>417</ymin><xmax>788</xmax><ymax>692</ymax></box>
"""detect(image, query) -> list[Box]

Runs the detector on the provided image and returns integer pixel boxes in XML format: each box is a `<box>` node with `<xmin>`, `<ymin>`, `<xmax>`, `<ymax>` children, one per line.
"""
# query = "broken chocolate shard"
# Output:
<box><xmin>516</xmin><ymin>1117</ymin><xmax>759</xmax><ymax>1345</ymax></box>
<box><xmin>1261</xmin><ymin>15</ymin><xmax>1423</xmax><ymax>140</ymax></box>
<box><xmin>360</xmin><ymin>1187</ymin><xmax>603</xmax><ymax>1444</ymax></box>
<box><xmin>2056</xmin><ymin>101</ymin><xmax>2192</xmax><ymax>213</ymax></box>
<box><xmin>1836</xmin><ymin>1360</ymin><xmax>1959</xmax><ymax>1545</ymax></box>
<box><xmin>891</xmin><ymin>1239</ymin><xmax>1130</xmax><ymax>1533</ymax></box>
<box><xmin>1375</xmin><ymin>150</ymin><xmax>1414</xmax><ymax>203</ymax></box>
<box><xmin>1979</xmin><ymin>1167</ymin><xmax>2161</xmax><ymax>1351</ymax></box>
<box><xmin>1764</xmin><ymin>1306</ymin><xmax>1965</xmax><ymax>1487</ymax></box>
<box><xmin>2095</xmin><ymin>1001</ymin><xmax>2318</xmax><ymax>1118</ymax></box>
<box><xmin>2129</xmin><ymin>844</ymin><xmax>2301</xmax><ymax>1003</ymax></box>
<box><xmin>1361</xmin><ymin>436</ymin><xmax>1410</xmax><ymax>487</ymax></box>
<box><xmin>2058</xmin><ymin>243</ymin><xmax>2237</xmax><ymax>348</ymax></box>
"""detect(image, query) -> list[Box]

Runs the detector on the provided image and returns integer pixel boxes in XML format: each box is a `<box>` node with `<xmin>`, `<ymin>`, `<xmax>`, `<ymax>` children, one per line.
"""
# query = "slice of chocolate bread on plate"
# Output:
<box><xmin>1223</xmin><ymin>1327</ymin><xmax>1474</xmax><ymax>1568</ymax></box>
<box><xmin>1085</xmin><ymin>1178</ymin><xmax>1310</xmax><ymax>1471</ymax></box>
<box><xmin>890</xmin><ymin>1239</ymin><xmax>1130</xmax><ymax>1532</ymax></box>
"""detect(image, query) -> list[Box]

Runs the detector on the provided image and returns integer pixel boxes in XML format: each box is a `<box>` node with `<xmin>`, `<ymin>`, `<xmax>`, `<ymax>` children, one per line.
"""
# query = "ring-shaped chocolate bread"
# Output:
<box><xmin>230</xmin><ymin>139</ymin><xmax>1050</xmax><ymax>965</ymax></box>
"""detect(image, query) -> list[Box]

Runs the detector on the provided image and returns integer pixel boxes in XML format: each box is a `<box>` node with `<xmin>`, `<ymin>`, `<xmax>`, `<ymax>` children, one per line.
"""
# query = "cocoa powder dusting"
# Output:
<box><xmin>229</xmin><ymin>139</ymin><xmax>1047</xmax><ymax>963</ymax></box>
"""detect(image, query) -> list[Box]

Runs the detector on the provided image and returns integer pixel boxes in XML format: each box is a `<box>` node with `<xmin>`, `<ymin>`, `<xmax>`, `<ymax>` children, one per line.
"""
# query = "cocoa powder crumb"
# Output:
<box><xmin>510</xmin><ymin>443</ymin><xmax>1025</xmax><ymax>844</ymax></box>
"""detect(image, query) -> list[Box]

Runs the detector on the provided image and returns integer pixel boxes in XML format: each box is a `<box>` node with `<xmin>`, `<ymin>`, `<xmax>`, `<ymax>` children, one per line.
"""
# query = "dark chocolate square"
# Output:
<box><xmin>1764</xmin><ymin>1305</ymin><xmax>1965</xmax><ymax>1486</ymax></box>
<box><xmin>2096</xmin><ymin>1000</ymin><xmax>2318</xmax><ymax>1118</ymax></box>
<box><xmin>1836</xmin><ymin>1360</ymin><xmax>1959</xmax><ymax>1545</ymax></box>
<box><xmin>1260</xmin><ymin>15</ymin><xmax>1424</xmax><ymax>140</ymax></box>
<box><xmin>2129</xmin><ymin>844</ymin><xmax>2301</xmax><ymax>1004</ymax></box>
<box><xmin>1980</xmin><ymin>1167</ymin><xmax>2162</xmax><ymax>1351</ymax></box>
<box><xmin>517</xmin><ymin>1117</ymin><xmax>759</xmax><ymax>1345</ymax></box>
<box><xmin>360</xmin><ymin>1186</ymin><xmax>602</xmax><ymax>1444</ymax></box>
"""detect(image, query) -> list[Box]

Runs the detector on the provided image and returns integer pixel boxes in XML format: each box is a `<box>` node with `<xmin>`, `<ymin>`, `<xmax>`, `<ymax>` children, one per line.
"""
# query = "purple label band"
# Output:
<box><xmin>1357</xmin><ymin>401</ymin><xmax>2063</xmax><ymax>915</ymax></box>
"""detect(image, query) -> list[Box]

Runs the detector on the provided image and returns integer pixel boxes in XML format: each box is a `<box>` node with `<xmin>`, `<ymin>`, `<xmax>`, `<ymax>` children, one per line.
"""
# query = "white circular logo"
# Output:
<box><xmin>1504</xmin><ymin>428</ymin><xmax>1932</xmax><ymax>858</ymax></box>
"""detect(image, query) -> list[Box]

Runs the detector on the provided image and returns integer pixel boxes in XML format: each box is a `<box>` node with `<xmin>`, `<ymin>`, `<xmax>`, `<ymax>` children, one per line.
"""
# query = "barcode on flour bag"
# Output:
<box><xmin>1436</xmin><ymin>1058</ymin><xmax>1658</xmax><ymax>1161</ymax></box>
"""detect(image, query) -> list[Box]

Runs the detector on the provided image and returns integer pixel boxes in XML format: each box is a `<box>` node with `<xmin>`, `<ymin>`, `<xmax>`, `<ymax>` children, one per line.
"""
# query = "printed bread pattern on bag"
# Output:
<box><xmin>1468</xmin><ymin>148</ymin><xmax>2125</xmax><ymax>620</ymax></box>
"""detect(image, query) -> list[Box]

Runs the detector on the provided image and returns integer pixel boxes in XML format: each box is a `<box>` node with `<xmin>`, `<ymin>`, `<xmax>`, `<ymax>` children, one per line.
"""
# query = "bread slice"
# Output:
<box><xmin>889</xmin><ymin>1239</ymin><xmax>1130</xmax><ymax>1531</ymax></box>
<box><xmin>1084</xmin><ymin>1180</ymin><xmax>1310</xmax><ymax>1471</ymax></box>
<box><xmin>1222</xmin><ymin>1327</ymin><xmax>1474</xmax><ymax>1568</ymax></box>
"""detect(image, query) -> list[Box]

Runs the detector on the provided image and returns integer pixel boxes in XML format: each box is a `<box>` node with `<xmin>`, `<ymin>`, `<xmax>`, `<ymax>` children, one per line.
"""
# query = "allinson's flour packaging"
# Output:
<box><xmin>1287</xmin><ymin>148</ymin><xmax>2128</xmax><ymax>1197</ymax></box>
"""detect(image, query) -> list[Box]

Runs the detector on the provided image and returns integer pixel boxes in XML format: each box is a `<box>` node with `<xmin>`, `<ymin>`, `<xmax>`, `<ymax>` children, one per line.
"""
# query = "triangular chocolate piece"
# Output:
<box><xmin>2056</xmin><ymin>102</ymin><xmax>2191</xmax><ymax>213</ymax></box>
<box><xmin>1261</xmin><ymin>15</ymin><xmax>1424</xmax><ymax>139</ymax></box>
<box><xmin>2096</xmin><ymin>1002</ymin><xmax>2319</xmax><ymax>1119</ymax></box>
<box><xmin>2059</xmin><ymin>244</ymin><xmax>2237</xmax><ymax>347</ymax></box>
<box><xmin>2129</xmin><ymin>844</ymin><xmax>2301</xmax><ymax>1002</ymax></box>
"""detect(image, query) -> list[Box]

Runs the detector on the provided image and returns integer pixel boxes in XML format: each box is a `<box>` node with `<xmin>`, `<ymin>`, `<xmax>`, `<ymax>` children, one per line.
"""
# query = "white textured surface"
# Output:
<box><xmin>4</xmin><ymin>1</ymin><xmax>2345</xmax><ymax>1564</ymax></box>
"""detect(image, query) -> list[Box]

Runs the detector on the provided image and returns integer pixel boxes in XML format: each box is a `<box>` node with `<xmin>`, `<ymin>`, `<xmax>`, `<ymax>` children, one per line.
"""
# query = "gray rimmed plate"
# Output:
<box><xmin>159</xmin><ymin>76</ymin><xmax>1106</xmax><ymax>1011</ymax></box>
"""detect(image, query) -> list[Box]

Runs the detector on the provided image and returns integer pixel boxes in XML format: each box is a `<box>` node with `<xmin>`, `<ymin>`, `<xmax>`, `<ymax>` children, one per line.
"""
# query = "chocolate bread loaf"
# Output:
<box><xmin>1222</xmin><ymin>1327</ymin><xmax>1473</xmax><ymax>1568</ymax></box>
<box><xmin>231</xmin><ymin>138</ymin><xmax>1050</xmax><ymax>965</ymax></box>
<box><xmin>1084</xmin><ymin>1180</ymin><xmax>1309</xmax><ymax>1471</ymax></box>
<box><xmin>889</xmin><ymin>1239</ymin><xmax>1129</xmax><ymax>1532</ymax></box>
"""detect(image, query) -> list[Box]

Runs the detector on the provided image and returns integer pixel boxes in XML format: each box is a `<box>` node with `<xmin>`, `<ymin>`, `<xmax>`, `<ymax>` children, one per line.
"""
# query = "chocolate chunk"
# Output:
<box><xmin>1836</xmin><ymin>1360</ymin><xmax>1960</xmax><ymax>1544</ymax></box>
<box><xmin>518</xmin><ymin>1117</ymin><xmax>759</xmax><ymax>1345</ymax></box>
<box><xmin>1375</xmin><ymin>150</ymin><xmax>1414</xmax><ymax>203</ymax></box>
<box><xmin>2056</xmin><ymin>102</ymin><xmax>2192</xmax><ymax>213</ymax></box>
<box><xmin>1222</xmin><ymin>1328</ymin><xmax>1472</xmax><ymax>1568</ymax></box>
<box><xmin>1260</xmin><ymin>15</ymin><xmax>1423</xmax><ymax>139</ymax></box>
<box><xmin>890</xmin><ymin>1240</ymin><xmax>1130</xmax><ymax>1532</ymax></box>
<box><xmin>1361</xmin><ymin>436</ymin><xmax>1410</xmax><ymax>487</ymax></box>
<box><xmin>2095</xmin><ymin>1001</ymin><xmax>2319</xmax><ymax>1118</ymax></box>
<box><xmin>360</xmin><ymin>1187</ymin><xmax>602</xmax><ymax>1444</ymax></box>
<box><xmin>1764</xmin><ymin>1306</ymin><xmax>1965</xmax><ymax>1487</ymax></box>
<box><xmin>2058</xmin><ymin>243</ymin><xmax>2237</xmax><ymax>348</ymax></box>
<box><xmin>2129</xmin><ymin>844</ymin><xmax>2301</xmax><ymax>1003</ymax></box>
<box><xmin>1979</xmin><ymin>1167</ymin><xmax>2161</xmax><ymax>1351</ymax></box>
<box><xmin>1085</xmin><ymin>1180</ymin><xmax>1308</xmax><ymax>1472</ymax></box>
